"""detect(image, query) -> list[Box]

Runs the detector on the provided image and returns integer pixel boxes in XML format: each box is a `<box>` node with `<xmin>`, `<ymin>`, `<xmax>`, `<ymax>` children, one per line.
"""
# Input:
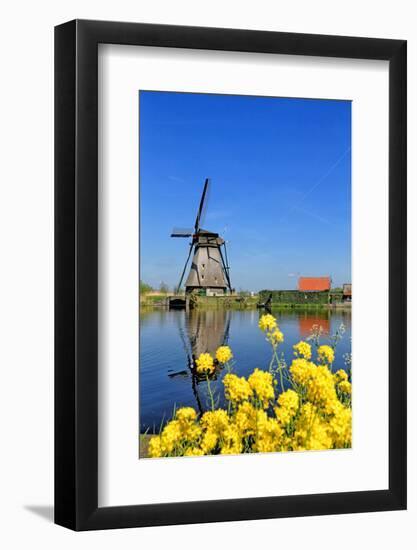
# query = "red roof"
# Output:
<box><xmin>298</xmin><ymin>276</ymin><xmax>331</xmax><ymax>292</ymax></box>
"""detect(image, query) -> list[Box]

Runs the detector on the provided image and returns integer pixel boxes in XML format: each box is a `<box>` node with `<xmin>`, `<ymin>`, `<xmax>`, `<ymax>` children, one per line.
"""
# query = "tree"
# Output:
<box><xmin>159</xmin><ymin>281</ymin><xmax>170</xmax><ymax>294</ymax></box>
<box><xmin>238</xmin><ymin>287</ymin><xmax>251</xmax><ymax>297</ymax></box>
<box><xmin>140</xmin><ymin>280</ymin><xmax>153</xmax><ymax>294</ymax></box>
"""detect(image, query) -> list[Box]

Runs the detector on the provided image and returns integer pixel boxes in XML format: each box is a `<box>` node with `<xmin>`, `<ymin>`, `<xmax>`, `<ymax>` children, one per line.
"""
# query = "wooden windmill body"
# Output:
<box><xmin>171</xmin><ymin>179</ymin><xmax>232</xmax><ymax>296</ymax></box>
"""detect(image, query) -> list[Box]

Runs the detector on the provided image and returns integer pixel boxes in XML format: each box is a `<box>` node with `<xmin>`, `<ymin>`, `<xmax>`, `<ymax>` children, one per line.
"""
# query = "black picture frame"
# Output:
<box><xmin>55</xmin><ymin>19</ymin><xmax>407</xmax><ymax>531</ymax></box>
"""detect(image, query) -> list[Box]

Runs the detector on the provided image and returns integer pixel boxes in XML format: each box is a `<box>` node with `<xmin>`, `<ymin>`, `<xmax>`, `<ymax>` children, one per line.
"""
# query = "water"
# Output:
<box><xmin>139</xmin><ymin>307</ymin><xmax>351</xmax><ymax>433</ymax></box>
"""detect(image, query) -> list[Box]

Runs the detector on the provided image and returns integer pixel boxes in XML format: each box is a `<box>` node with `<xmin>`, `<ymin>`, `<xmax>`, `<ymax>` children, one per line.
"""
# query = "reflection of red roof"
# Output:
<box><xmin>298</xmin><ymin>276</ymin><xmax>331</xmax><ymax>292</ymax></box>
<box><xmin>299</xmin><ymin>316</ymin><xmax>330</xmax><ymax>337</ymax></box>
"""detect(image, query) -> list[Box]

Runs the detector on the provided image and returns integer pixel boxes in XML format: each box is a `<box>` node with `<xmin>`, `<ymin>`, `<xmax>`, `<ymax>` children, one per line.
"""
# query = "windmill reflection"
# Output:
<box><xmin>168</xmin><ymin>309</ymin><xmax>231</xmax><ymax>414</ymax></box>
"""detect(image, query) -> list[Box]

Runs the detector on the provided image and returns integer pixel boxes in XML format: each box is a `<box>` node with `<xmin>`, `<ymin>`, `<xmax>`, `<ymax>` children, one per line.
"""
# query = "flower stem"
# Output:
<box><xmin>206</xmin><ymin>374</ymin><xmax>215</xmax><ymax>411</ymax></box>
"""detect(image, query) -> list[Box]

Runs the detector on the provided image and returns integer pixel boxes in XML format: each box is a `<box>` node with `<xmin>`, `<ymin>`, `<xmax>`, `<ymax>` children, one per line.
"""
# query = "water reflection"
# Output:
<box><xmin>167</xmin><ymin>309</ymin><xmax>231</xmax><ymax>414</ymax></box>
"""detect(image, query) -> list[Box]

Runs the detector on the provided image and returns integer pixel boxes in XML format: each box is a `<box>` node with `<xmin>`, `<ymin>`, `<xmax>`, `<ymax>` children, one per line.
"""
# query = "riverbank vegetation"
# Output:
<box><xmin>144</xmin><ymin>313</ymin><xmax>352</xmax><ymax>458</ymax></box>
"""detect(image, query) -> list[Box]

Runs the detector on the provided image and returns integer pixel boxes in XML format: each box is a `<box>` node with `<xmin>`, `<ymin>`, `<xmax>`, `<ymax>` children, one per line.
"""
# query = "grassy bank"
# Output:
<box><xmin>140</xmin><ymin>295</ymin><xmax>351</xmax><ymax>310</ymax></box>
<box><xmin>140</xmin><ymin>293</ymin><xmax>169</xmax><ymax>307</ymax></box>
<box><xmin>139</xmin><ymin>434</ymin><xmax>152</xmax><ymax>458</ymax></box>
<box><xmin>270</xmin><ymin>302</ymin><xmax>351</xmax><ymax>310</ymax></box>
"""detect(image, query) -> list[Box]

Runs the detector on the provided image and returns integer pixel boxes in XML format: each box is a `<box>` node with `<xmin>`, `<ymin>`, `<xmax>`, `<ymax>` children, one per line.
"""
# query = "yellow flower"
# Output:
<box><xmin>305</xmin><ymin>365</ymin><xmax>339</xmax><ymax>414</ymax></box>
<box><xmin>253</xmin><ymin>413</ymin><xmax>283</xmax><ymax>453</ymax></box>
<box><xmin>338</xmin><ymin>380</ymin><xmax>352</xmax><ymax>394</ymax></box>
<box><xmin>195</xmin><ymin>352</ymin><xmax>215</xmax><ymax>374</ymax></box>
<box><xmin>216</xmin><ymin>345</ymin><xmax>233</xmax><ymax>364</ymax></box>
<box><xmin>174</xmin><ymin>407</ymin><xmax>201</xmax><ymax>440</ymax></box>
<box><xmin>334</xmin><ymin>369</ymin><xmax>348</xmax><ymax>383</ymax></box>
<box><xmin>184</xmin><ymin>447</ymin><xmax>205</xmax><ymax>457</ymax></box>
<box><xmin>148</xmin><ymin>436</ymin><xmax>162</xmax><ymax>458</ymax></box>
<box><xmin>293</xmin><ymin>403</ymin><xmax>333</xmax><ymax>451</ymax></box>
<box><xmin>223</xmin><ymin>373</ymin><xmax>253</xmax><ymax>403</ymax></box>
<box><xmin>258</xmin><ymin>313</ymin><xmax>277</xmax><ymax>332</ymax></box>
<box><xmin>160</xmin><ymin>420</ymin><xmax>182</xmax><ymax>453</ymax></box>
<box><xmin>293</xmin><ymin>341</ymin><xmax>312</xmax><ymax>360</ymax></box>
<box><xmin>317</xmin><ymin>345</ymin><xmax>335</xmax><ymax>364</ymax></box>
<box><xmin>248</xmin><ymin>368</ymin><xmax>274</xmax><ymax>407</ymax></box>
<box><xmin>329</xmin><ymin>402</ymin><xmax>352</xmax><ymax>448</ymax></box>
<box><xmin>175</xmin><ymin>407</ymin><xmax>197</xmax><ymax>424</ymax></box>
<box><xmin>200</xmin><ymin>430</ymin><xmax>218</xmax><ymax>453</ymax></box>
<box><xmin>267</xmin><ymin>328</ymin><xmax>284</xmax><ymax>347</ymax></box>
<box><xmin>234</xmin><ymin>401</ymin><xmax>258</xmax><ymax>437</ymax></box>
<box><xmin>146</xmin><ymin>322</ymin><xmax>352</xmax><ymax>458</ymax></box>
<box><xmin>201</xmin><ymin>409</ymin><xmax>229</xmax><ymax>435</ymax></box>
<box><xmin>290</xmin><ymin>358</ymin><xmax>316</xmax><ymax>386</ymax></box>
<box><xmin>275</xmin><ymin>389</ymin><xmax>299</xmax><ymax>425</ymax></box>
<box><xmin>219</xmin><ymin>425</ymin><xmax>242</xmax><ymax>455</ymax></box>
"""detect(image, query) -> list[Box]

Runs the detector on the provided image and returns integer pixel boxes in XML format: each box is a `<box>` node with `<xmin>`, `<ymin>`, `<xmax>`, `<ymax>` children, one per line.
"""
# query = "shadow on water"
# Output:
<box><xmin>139</xmin><ymin>307</ymin><xmax>351</xmax><ymax>433</ymax></box>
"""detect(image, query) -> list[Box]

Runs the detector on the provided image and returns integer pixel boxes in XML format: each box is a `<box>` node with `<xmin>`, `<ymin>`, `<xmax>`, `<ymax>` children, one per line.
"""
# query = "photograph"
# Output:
<box><xmin>139</xmin><ymin>91</ymin><xmax>352</xmax><ymax>459</ymax></box>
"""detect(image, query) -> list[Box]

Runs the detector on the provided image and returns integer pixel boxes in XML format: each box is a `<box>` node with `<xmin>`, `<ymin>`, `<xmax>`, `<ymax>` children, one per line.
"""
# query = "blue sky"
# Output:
<box><xmin>139</xmin><ymin>91</ymin><xmax>351</xmax><ymax>291</ymax></box>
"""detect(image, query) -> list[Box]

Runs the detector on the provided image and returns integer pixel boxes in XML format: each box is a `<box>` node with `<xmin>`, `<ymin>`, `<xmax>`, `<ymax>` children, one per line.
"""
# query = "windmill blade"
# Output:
<box><xmin>176</xmin><ymin>243</ymin><xmax>194</xmax><ymax>293</ymax></box>
<box><xmin>171</xmin><ymin>227</ymin><xmax>193</xmax><ymax>237</ymax></box>
<box><xmin>219</xmin><ymin>242</ymin><xmax>232</xmax><ymax>293</ymax></box>
<box><xmin>194</xmin><ymin>178</ymin><xmax>210</xmax><ymax>233</ymax></box>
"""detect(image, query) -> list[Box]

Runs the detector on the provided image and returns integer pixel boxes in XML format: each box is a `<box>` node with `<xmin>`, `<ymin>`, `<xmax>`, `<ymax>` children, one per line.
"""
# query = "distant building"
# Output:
<box><xmin>298</xmin><ymin>276</ymin><xmax>331</xmax><ymax>292</ymax></box>
<box><xmin>342</xmin><ymin>283</ymin><xmax>352</xmax><ymax>301</ymax></box>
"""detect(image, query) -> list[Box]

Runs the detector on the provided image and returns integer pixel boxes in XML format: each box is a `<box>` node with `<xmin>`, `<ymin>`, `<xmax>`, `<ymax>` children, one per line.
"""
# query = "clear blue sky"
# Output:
<box><xmin>139</xmin><ymin>91</ymin><xmax>351</xmax><ymax>291</ymax></box>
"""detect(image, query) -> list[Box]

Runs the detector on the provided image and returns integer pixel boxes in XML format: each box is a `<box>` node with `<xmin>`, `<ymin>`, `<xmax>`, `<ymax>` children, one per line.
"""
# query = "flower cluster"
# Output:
<box><xmin>267</xmin><ymin>328</ymin><xmax>284</xmax><ymax>347</ymax></box>
<box><xmin>216</xmin><ymin>345</ymin><xmax>233</xmax><ymax>364</ymax></box>
<box><xmin>258</xmin><ymin>313</ymin><xmax>277</xmax><ymax>332</ymax></box>
<box><xmin>195</xmin><ymin>352</ymin><xmax>215</xmax><ymax>374</ymax></box>
<box><xmin>223</xmin><ymin>373</ymin><xmax>253</xmax><ymax>403</ymax></box>
<box><xmin>259</xmin><ymin>313</ymin><xmax>284</xmax><ymax>348</ymax></box>
<box><xmin>317</xmin><ymin>344</ymin><xmax>335</xmax><ymax>365</ymax></box>
<box><xmin>146</xmin><ymin>314</ymin><xmax>351</xmax><ymax>458</ymax></box>
<box><xmin>275</xmin><ymin>389</ymin><xmax>299</xmax><ymax>425</ymax></box>
<box><xmin>293</xmin><ymin>341</ymin><xmax>312</xmax><ymax>359</ymax></box>
<box><xmin>248</xmin><ymin>368</ymin><xmax>275</xmax><ymax>408</ymax></box>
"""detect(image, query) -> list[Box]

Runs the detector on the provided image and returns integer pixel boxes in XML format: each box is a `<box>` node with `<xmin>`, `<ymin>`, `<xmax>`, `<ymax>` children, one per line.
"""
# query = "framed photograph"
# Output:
<box><xmin>55</xmin><ymin>20</ymin><xmax>406</xmax><ymax>530</ymax></box>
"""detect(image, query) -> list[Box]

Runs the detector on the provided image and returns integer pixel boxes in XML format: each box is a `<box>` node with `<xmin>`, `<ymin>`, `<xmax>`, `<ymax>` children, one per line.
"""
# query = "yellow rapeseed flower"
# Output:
<box><xmin>234</xmin><ymin>401</ymin><xmax>258</xmax><ymax>437</ymax></box>
<box><xmin>201</xmin><ymin>409</ymin><xmax>229</xmax><ymax>435</ymax></box>
<box><xmin>338</xmin><ymin>380</ymin><xmax>352</xmax><ymax>394</ymax></box>
<box><xmin>267</xmin><ymin>328</ymin><xmax>284</xmax><ymax>347</ymax></box>
<box><xmin>334</xmin><ymin>369</ymin><xmax>348</xmax><ymax>383</ymax></box>
<box><xmin>293</xmin><ymin>340</ymin><xmax>312</xmax><ymax>360</ymax></box>
<box><xmin>258</xmin><ymin>313</ymin><xmax>277</xmax><ymax>332</ymax></box>
<box><xmin>175</xmin><ymin>407</ymin><xmax>197</xmax><ymax>424</ymax></box>
<box><xmin>248</xmin><ymin>368</ymin><xmax>274</xmax><ymax>407</ymax></box>
<box><xmin>200</xmin><ymin>430</ymin><xmax>218</xmax><ymax>453</ymax></box>
<box><xmin>160</xmin><ymin>420</ymin><xmax>182</xmax><ymax>453</ymax></box>
<box><xmin>219</xmin><ymin>425</ymin><xmax>242</xmax><ymax>455</ymax></box>
<box><xmin>195</xmin><ymin>352</ymin><xmax>215</xmax><ymax>374</ymax></box>
<box><xmin>148</xmin><ymin>436</ymin><xmax>162</xmax><ymax>458</ymax></box>
<box><xmin>317</xmin><ymin>345</ymin><xmax>335</xmax><ymax>364</ymax></box>
<box><xmin>215</xmin><ymin>345</ymin><xmax>233</xmax><ymax>364</ymax></box>
<box><xmin>329</xmin><ymin>402</ymin><xmax>352</xmax><ymax>447</ymax></box>
<box><xmin>253</xmin><ymin>413</ymin><xmax>283</xmax><ymax>453</ymax></box>
<box><xmin>146</xmin><ymin>322</ymin><xmax>352</xmax><ymax>458</ymax></box>
<box><xmin>275</xmin><ymin>389</ymin><xmax>299</xmax><ymax>425</ymax></box>
<box><xmin>290</xmin><ymin>358</ymin><xmax>317</xmax><ymax>386</ymax></box>
<box><xmin>184</xmin><ymin>447</ymin><xmax>205</xmax><ymax>457</ymax></box>
<box><xmin>293</xmin><ymin>403</ymin><xmax>333</xmax><ymax>451</ymax></box>
<box><xmin>223</xmin><ymin>373</ymin><xmax>253</xmax><ymax>403</ymax></box>
<box><xmin>305</xmin><ymin>365</ymin><xmax>336</xmax><ymax>405</ymax></box>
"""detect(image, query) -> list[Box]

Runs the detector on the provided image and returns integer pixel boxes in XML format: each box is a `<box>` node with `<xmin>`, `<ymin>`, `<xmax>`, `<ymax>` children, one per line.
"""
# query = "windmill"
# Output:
<box><xmin>171</xmin><ymin>178</ymin><xmax>232</xmax><ymax>296</ymax></box>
